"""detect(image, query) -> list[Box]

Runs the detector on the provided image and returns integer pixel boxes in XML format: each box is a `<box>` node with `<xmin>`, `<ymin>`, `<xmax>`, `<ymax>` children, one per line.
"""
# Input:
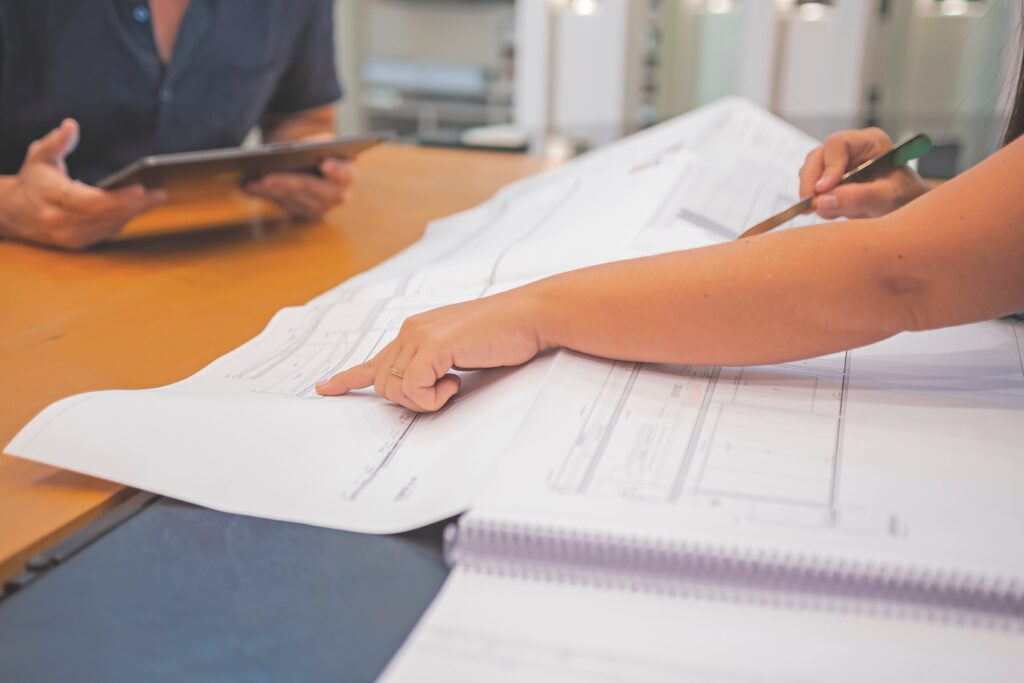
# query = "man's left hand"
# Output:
<box><xmin>244</xmin><ymin>157</ymin><xmax>353</xmax><ymax>220</ymax></box>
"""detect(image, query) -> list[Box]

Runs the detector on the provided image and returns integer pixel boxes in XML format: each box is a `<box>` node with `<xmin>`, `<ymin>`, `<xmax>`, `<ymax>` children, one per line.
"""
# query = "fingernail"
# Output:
<box><xmin>815</xmin><ymin>176</ymin><xmax>832</xmax><ymax>192</ymax></box>
<box><xmin>315</xmin><ymin>377</ymin><xmax>332</xmax><ymax>387</ymax></box>
<box><xmin>818</xmin><ymin>194</ymin><xmax>838</xmax><ymax>211</ymax></box>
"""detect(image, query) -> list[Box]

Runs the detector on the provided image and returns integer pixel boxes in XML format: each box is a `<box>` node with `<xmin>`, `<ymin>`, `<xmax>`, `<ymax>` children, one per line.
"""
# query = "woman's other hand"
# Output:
<box><xmin>799</xmin><ymin>127</ymin><xmax>930</xmax><ymax>220</ymax></box>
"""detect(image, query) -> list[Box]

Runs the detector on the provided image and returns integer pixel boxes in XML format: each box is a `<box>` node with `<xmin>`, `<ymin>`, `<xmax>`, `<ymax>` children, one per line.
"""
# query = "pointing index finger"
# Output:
<box><xmin>316</xmin><ymin>360</ymin><xmax>376</xmax><ymax>396</ymax></box>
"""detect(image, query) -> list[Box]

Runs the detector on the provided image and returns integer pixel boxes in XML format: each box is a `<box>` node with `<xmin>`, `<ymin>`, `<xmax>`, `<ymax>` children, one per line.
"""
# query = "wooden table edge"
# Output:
<box><xmin>0</xmin><ymin>145</ymin><xmax>552</xmax><ymax>587</ymax></box>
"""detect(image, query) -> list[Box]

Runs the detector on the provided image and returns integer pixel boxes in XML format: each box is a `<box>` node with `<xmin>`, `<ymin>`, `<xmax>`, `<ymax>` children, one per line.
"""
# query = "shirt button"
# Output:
<box><xmin>132</xmin><ymin>5</ymin><xmax>150</xmax><ymax>23</ymax></box>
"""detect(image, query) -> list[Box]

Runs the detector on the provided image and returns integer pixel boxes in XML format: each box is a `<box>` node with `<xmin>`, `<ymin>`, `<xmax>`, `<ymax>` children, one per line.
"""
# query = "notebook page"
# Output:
<box><xmin>380</xmin><ymin>568</ymin><xmax>1024</xmax><ymax>683</ymax></box>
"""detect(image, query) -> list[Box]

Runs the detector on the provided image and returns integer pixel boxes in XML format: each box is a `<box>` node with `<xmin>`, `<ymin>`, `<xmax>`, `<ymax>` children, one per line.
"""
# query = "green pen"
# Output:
<box><xmin>739</xmin><ymin>133</ymin><xmax>934</xmax><ymax>239</ymax></box>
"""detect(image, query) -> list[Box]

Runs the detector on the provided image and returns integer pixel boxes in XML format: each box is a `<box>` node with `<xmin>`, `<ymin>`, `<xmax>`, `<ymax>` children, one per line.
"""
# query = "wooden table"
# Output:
<box><xmin>0</xmin><ymin>145</ymin><xmax>549</xmax><ymax>584</ymax></box>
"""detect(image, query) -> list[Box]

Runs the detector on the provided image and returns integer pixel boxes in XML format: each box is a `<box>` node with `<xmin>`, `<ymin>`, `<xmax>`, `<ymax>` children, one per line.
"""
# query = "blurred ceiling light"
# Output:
<box><xmin>795</xmin><ymin>1</ymin><xmax>833</xmax><ymax>22</ymax></box>
<box><xmin>705</xmin><ymin>0</ymin><xmax>737</xmax><ymax>15</ymax></box>
<box><xmin>555</xmin><ymin>0</ymin><xmax>602</xmax><ymax>16</ymax></box>
<box><xmin>938</xmin><ymin>0</ymin><xmax>971</xmax><ymax>16</ymax></box>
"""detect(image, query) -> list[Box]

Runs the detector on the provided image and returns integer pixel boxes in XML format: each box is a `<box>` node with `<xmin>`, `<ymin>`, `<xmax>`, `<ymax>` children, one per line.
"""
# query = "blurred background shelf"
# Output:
<box><xmin>333</xmin><ymin>0</ymin><xmax>1021</xmax><ymax>176</ymax></box>
<box><xmin>336</xmin><ymin>0</ymin><xmax>515</xmax><ymax>144</ymax></box>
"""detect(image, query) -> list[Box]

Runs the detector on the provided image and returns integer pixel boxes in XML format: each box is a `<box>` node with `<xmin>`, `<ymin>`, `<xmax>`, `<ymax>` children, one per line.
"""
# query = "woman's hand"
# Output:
<box><xmin>315</xmin><ymin>288</ymin><xmax>549</xmax><ymax>412</ymax></box>
<box><xmin>799</xmin><ymin>127</ymin><xmax>930</xmax><ymax>220</ymax></box>
<box><xmin>0</xmin><ymin>119</ymin><xmax>167</xmax><ymax>249</ymax></box>
<box><xmin>244</xmin><ymin>158</ymin><xmax>353</xmax><ymax>220</ymax></box>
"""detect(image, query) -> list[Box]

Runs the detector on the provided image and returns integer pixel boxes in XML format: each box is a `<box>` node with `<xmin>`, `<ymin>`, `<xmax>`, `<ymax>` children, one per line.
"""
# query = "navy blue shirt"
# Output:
<box><xmin>0</xmin><ymin>0</ymin><xmax>342</xmax><ymax>184</ymax></box>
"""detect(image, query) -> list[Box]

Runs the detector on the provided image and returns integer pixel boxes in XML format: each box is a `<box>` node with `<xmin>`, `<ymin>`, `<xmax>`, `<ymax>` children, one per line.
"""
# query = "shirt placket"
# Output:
<box><xmin>118</xmin><ymin>0</ymin><xmax>213</xmax><ymax>134</ymax></box>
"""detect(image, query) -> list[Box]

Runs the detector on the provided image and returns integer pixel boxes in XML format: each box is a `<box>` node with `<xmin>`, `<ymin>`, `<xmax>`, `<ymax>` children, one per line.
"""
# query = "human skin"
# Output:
<box><xmin>317</xmin><ymin>129</ymin><xmax>1024</xmax><ymax>413</ymax></box>
<box><xmin>0</xmin><ymin>0</ymin><xmax>351</xmax><ymax>249</ymax></box>
<box><xmin>0</xmin><ymin>120</ymin><xmax>168</xmax><ymax>250</ymax></box>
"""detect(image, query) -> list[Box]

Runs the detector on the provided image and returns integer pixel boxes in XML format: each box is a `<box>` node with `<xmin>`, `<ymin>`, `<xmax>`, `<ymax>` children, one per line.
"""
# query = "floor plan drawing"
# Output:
<box><xmin>536</xmin><ymin>352</ymin><xmax>891</xmax><ymax>536</ymax></box>
<box><xmin>9</xmin><ymin>99</ymin><xmax>1022</xmax><ymax>539</ymax></box>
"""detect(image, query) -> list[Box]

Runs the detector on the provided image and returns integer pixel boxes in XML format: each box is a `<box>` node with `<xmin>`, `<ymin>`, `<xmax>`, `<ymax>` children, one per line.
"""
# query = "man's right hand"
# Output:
<box><xmin>798</xmin><ymin>127</ymin><xmax>931</xmax><ymax>220</ymax></box>
<box><xmin>0</xmin><ymin>119</ymin><xmax>166</xmax><ymax>249</ymax></box>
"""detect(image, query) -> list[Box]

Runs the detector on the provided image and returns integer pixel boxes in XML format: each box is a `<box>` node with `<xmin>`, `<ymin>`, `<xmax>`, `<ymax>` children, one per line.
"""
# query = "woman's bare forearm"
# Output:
<box><xmin>532</xmin><ymin>217</ymin><xmax>911</xmax><ymax>366</ymax></box>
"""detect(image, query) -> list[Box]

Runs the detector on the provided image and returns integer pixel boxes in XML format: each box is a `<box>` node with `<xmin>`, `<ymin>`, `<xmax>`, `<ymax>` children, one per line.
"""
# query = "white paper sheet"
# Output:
<box><xmin>381</xmin><ymin>569</ymin><xmax>1024</xmax><ymax>683</ymax></box>
<box><xmin>8</xmin><ymin>97</ymin><xmax>1021</xmax><ymax>541</ymax></box>
<box><xmin>5</xmin><ymin>106</ymin><xmax>718</xmax><ymax>533</ymax></box>
<box><xmin>468</xmin><ymin>319</ymin><xmax>1024</xmax><ymax>583</ymax></box>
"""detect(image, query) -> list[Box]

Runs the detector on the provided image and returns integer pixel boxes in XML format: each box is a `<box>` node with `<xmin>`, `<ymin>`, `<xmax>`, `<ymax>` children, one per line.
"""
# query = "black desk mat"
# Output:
<box><xmin>0</xmin><ymin>498</ymin><xmax>449</xmax><ymax>682</ymax></box>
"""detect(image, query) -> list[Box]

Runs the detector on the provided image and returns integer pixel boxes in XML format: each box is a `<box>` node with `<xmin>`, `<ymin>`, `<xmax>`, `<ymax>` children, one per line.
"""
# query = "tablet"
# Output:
<box><xmin>98</xmin><ymin>132</ymin><xmax>395</xmax><ymax>200</ymax></box>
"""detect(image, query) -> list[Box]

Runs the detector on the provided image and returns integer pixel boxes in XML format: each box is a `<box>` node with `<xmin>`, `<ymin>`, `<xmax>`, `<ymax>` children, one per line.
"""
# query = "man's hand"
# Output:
<box><xmin>244</xmin><ymin>158</ymin><xmax>353</xmax><ymax>220</ymax></box>
<box><xmin>799</xmin><ymin>127</ymin><xmax>931</xmax><ymax>220</ymax></box>
<box><xmin>0</xmin><ymin>119</ymin><xmax>167</xmax><ymax>250</ymax></box>
<box><xmin>252</xmin><ymin>106</ymin><xmax>355</xmax><ymax>220</ymax></box>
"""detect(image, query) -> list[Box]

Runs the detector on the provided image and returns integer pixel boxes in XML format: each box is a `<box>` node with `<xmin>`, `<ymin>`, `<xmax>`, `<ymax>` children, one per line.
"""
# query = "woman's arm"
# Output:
<box><xmin>317</xmin><ymin>135</ymin><xmax>1024</xmax><ymax>412</ymax></box>
<box><xmin>541</xmin><ymin>133</ymin><xmax>1024</xmax><ymax>365</ymax></box>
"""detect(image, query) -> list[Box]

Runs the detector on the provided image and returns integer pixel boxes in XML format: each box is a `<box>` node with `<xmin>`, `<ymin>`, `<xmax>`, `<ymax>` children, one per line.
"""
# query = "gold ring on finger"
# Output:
<box><xmin>388</xmin><ymin>365</ymin><xmax>406</xmax><ymax>380</ymax></box>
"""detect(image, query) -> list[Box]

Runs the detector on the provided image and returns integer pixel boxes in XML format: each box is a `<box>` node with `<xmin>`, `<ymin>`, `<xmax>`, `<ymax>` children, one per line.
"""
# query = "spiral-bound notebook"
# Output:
<box><xmin>381</xmin><ymin>324</ymin><xmax>1024</xmax><ymax>682</ymax></box>
<box><xmin>379</xmin><ymin>513</ymin><xmax>1024</xmax><ymax>682</ymax></box>
<box><xmin>381</xmin><ymin>513</ymin><xmax>1024</xmax><ymax>683</ymax></box>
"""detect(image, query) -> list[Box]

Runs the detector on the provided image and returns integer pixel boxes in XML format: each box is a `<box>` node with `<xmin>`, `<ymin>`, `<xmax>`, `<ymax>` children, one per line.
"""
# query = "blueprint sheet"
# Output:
<box><xmin>8</xmin><ymin>98</ymin><xmax>1020</xmax><ymax>535</ymax></box>
<box><xmin>467</xmin><ymin>319</ymin><xmax>1024</xmax><ymax>582</ymax></box>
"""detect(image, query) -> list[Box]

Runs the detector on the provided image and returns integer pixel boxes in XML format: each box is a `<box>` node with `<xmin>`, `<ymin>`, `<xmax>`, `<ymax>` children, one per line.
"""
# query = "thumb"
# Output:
<box><xmin>24</xmin><ymin>119</ymin><xmax>80</xmax><ymax>170</ymax></box>
<box><xmin>815</xmin><ymin>182</ymin><xmax>892</xmax><ymax>220</ymax></box>
<box><xmin>425</xmin><ymin>374</ymin><xmax>461</xmax><ymax>412</ymax></box>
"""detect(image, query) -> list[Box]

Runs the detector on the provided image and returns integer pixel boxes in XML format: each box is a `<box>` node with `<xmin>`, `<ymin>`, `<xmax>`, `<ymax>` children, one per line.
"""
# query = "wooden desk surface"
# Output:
<box><xmin>0</xmin><ymin>144</ymin><xmax>549</xmax><ymax>583</ymax></box>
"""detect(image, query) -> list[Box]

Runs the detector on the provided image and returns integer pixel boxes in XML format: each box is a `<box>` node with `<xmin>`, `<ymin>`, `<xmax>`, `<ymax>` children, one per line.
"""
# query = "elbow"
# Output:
<box><xmin>882</xmin><ymin>271</ymin><xmax>930</xmax><ymax>333</ymax></box>
<box><xmin>875</xmin><ymin>221</ymin><xmax>932</xmax><ymax>334</ymax></box>
<box><xmin>858</xmin><ymin>216</ymin><xmax>928</xmax><ymax>334</ymax></box>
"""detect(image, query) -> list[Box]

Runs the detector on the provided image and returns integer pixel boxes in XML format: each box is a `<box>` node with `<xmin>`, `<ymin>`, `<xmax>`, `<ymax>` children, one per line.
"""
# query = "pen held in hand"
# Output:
<box><xmin>738</xmin><ymin>133</ymin><xmax>933</xmax><ymax>239</ymax></box>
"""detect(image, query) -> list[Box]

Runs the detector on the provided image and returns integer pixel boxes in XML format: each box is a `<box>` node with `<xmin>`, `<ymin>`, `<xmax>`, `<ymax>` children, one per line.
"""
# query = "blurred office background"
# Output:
<box><xmin>333</xmin><ymin>0</ymin><xmax>1022</xmax><ymax>177</ymax></box>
